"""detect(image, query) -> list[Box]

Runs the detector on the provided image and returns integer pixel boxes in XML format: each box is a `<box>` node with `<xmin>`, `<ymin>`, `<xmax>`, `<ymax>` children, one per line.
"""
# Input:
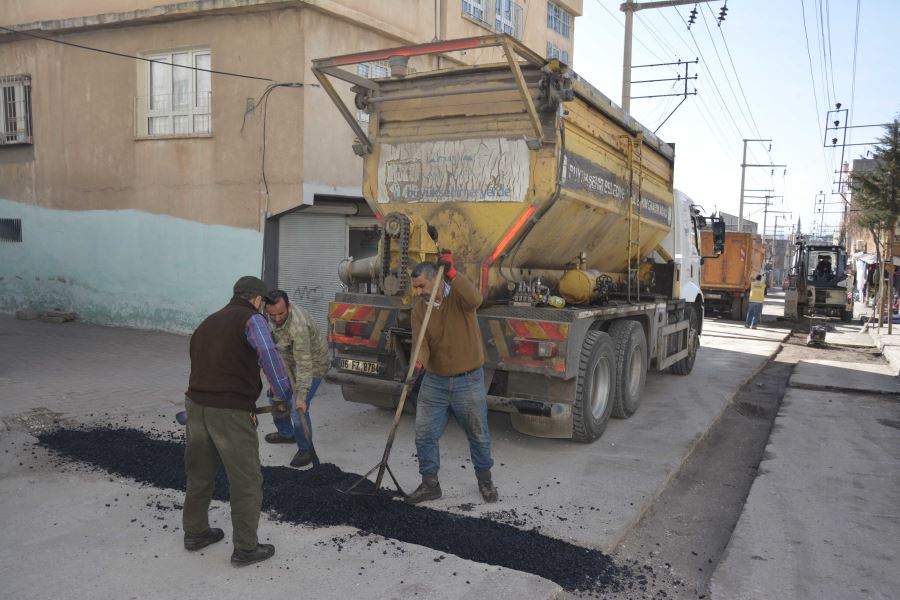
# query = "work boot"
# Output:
<box><xmin>265</xmin><ymin>432</ymin><xmax>295</xmax><ymax>444</ymax></box>
<box><xmin>290</xmin><ymin>449</ymin><xmax>313</xmax><ymax>468</ymax></box>
<box><xmin>231</xmin><ymin>543</ymin><xmax>275</xmax><ymax>567</ymax></box>
<box><xmin>476</xmin><ymin>469</ymin><xmax>499</xmax><ymax>503</ymax></box>
<box><xmin>184</xmin><ymin>527</ymin><xmax>224</xmax><ymax>551</ymax></box>
<box><xmin>404</xmin><ymin>474</ymin><xmax>442</xmax><ymax>504</ymax></box>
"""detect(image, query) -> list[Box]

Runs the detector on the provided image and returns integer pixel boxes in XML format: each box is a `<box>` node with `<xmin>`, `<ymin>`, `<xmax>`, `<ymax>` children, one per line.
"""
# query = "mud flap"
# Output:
<box><xmin>510</xmin><ymin>406</ymin><xmax>574</xmax><ymax>439</ymax></box>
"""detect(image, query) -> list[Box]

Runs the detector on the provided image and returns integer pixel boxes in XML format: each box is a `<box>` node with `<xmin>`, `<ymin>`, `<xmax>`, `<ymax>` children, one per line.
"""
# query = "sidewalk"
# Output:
<box><xmin>710</xmin><ymin>327</ymin><xmax>900</xmax><ymax>599</ymax></box>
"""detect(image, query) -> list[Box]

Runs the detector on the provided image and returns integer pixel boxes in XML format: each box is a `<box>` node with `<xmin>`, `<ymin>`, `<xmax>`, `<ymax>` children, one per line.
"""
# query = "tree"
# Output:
<box><xmin>851</xmin><ymin>117</ymin><xmax>900</xmax><ymax>326</ymax></box>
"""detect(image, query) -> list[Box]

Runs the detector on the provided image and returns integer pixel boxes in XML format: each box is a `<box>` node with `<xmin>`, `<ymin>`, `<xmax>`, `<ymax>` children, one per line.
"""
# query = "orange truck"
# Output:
<box><xmin>700</xmin><ymin>231</ymin><xmax>765</xmax><ymax>320</ymax></box>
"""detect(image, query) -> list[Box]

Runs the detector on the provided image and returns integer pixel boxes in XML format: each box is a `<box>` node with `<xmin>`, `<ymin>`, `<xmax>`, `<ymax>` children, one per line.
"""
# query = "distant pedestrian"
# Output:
<box><xmin>263</xmin><ymin>290</ymin><xmax>329</xmax><ymax>468</ymax></box>
<box><xmin>405</xmin><ymin>251</ymin><xmax>498</xmax><ymax>505</ymax></box>
<box><xmin>746</xmin><ymin>274</ymin><xmax>766</xmax><ymax>329</ymax></box>
<box><xmin>183</xmin><ymin>276</ymin><xmax>294</xmax><ymax>567</ymax></box>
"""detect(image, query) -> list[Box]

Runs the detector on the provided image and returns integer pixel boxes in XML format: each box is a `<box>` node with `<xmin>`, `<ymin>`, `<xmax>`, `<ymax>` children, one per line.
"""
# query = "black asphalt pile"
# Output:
<box><xmin>37</xmin><ymin>426</ymin><xmax>641</xmax><ymax>594</ymax></box>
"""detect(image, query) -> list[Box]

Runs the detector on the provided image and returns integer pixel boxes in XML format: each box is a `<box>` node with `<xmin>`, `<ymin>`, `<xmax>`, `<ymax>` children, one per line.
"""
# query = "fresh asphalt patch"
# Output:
<box><xmin>36</xmin><ymin>426</ymin><xmax>652</xmax><ymax>596</ymax></box>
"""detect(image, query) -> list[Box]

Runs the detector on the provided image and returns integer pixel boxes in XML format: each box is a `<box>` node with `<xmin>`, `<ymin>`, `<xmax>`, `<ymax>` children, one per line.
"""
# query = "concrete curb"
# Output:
<box><xmin>602</xmin><ymin>328</ymin><xmax>793</xmax><ymax>554</ymax></box>
<box><xmin>866</xmin><ymin>327</ymin><xmax>900</xmax><ymax>376</ymax></box>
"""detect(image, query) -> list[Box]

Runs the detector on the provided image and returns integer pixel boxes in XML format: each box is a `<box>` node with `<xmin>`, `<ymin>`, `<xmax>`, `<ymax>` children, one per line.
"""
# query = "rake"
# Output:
<box><xmin>338</xmin><ymin>265</ymin><xmax>444</xmax><ymax>496</ymax></box>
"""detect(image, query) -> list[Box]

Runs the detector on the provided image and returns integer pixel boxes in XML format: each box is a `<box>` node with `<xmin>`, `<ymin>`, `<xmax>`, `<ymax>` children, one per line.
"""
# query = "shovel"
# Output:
<box><xmin>337</xmin><ymin>265</ymin><xmax>444</xmax><ymax>497</ymax></box>
<box><xmin>176</xmin><ymin>403</ymin><xmax>319</xmax><ymax>469</ymax></box>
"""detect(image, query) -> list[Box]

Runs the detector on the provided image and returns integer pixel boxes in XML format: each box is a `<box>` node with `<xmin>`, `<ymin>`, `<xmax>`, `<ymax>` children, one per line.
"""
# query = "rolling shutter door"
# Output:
<box><xmin>278</xmin><ymin>212</ymin><xmax>348</xmax><ymax>334</ymax></box>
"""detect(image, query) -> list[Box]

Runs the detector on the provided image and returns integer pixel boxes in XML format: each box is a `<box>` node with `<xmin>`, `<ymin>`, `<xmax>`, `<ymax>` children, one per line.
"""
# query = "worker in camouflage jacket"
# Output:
<box><xmin>264</xmin><ymin>289</ymin><xmax>330</xmax><ymax>468</ymax></box>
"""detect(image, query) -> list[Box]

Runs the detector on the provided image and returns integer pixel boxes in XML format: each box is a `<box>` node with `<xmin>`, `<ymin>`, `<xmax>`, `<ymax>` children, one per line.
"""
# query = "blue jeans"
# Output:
<box><xmin>268</xmin><ymin>378</ymin><xmax>321</xmax><ymax>451</ymax></box>
<box><xmin>746</xmin><ymin>301</ymin><xmax>763</xmax><ymax>327</ymax></box>
<box><xmin>415</xmin><ymin>368</ymin><xmax>493</xmax><ymax>476</ymax></box>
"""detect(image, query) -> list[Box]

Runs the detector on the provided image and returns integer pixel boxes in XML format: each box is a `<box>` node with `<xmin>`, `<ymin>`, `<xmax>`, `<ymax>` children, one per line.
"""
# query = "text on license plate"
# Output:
<box><xmin>337</xmin><ymin>358</ymin><xmax>380</xmax><ymax>374</ymax></box>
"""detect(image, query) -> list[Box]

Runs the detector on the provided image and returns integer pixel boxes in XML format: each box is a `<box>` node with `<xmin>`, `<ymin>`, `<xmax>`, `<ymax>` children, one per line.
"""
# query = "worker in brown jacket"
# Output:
<box><xmin>406</xmin><ymin>251</ymin><xmax>498</xmax><ymax>504</ymax></box>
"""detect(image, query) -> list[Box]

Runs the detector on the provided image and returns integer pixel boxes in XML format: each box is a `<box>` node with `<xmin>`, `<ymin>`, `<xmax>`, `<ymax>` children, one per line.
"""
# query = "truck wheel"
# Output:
<box><xmin>608</xmin><ymin>320</ymin><xmax>647</xmax><ymax>419</ymax></box>
<box><xmin>668</xmin><ymin>306</ymin><xmax>699</xmax><ymax>376</ymax></box>
<box><xmin>572</xmin><ymin>330</ymin><xmax>616</xmax><ymax>442</ymax></box>
<box><xmin>729</xmin><ymin>296</ymin><xmax>743</xmax><ymax>321</ymax></box>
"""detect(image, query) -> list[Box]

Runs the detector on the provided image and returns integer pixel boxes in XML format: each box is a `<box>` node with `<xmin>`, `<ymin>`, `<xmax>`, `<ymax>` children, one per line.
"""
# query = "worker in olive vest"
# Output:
<box><xmin>746</xmin><ymin>274</ymin><xmax>767</xmax><ymax>329</ymax></box>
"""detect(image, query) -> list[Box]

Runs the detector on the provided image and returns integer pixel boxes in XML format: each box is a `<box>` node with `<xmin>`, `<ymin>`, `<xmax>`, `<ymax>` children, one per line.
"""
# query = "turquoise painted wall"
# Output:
<box><xmin>0</xmin><ymin>198</ymin><xmax>263</xmax><ymax>332</ymax></box>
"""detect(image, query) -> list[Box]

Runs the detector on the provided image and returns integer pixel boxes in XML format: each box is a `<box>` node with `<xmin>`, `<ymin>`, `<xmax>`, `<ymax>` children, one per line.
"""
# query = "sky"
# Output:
<box><xmin>572</xmin><ymin>0</ymin><xmax>900</xmax><ymax>239</ymax></box>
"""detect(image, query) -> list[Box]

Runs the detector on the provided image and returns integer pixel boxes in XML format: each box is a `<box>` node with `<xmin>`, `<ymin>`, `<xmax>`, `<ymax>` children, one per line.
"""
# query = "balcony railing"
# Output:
<box><xmin>134</xmin><ymin>92</ymin><xmax>212</xmax><ymax>137</ymax></box>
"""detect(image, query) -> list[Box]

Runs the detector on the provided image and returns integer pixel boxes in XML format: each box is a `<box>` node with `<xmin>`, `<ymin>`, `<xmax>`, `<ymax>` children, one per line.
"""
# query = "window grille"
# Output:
<box><xmin>463</xmin><ymin>0</ymin><xmax>493</xmax><ymax>27</ymax></box>
<box><xmin>0</xmin><ymin>75</ymin><xmax>33</xmax><ymax>146</ymax></box>
<box><xmin>546</xmin><ymin>42</ymin><xmax>570</xmax><ymax>64</ymax></box>
<box><xmin>547</xmin><ymin>2</ymin><xmax>572</xmax><ymax>38</ymax></box>
<box><xmin>135</xmin><ymin>50</ymin><xmax>211</xmax><ymax>137</ymax></box>
<box><xmin>495</xmin><ymin>0</ymin><xmax>524</xmax><ymax>39</ymax></box>
<box><xmin>356</xmin><ymin>61</ymin><xmax>389</xmax><ymax>126</ymax></box>
<box><xmin>0</xmin><ymin>218</ymin><xmax>22</xmax><ymax>242</ymax></box>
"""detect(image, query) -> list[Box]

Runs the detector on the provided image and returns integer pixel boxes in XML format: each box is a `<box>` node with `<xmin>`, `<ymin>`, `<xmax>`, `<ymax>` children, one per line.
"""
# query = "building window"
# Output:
<box><xmin>0</xmin><ymin>75</ymin><xmax>33</xmax><ymax>146</ymax></box>
<box><xmin>495</xmin><ymin>0</ymin><xmax>524</xmax><ymax>39</ymax></box>
<box><xmin>138</xmin><ymin>49</ymin><xmax>211</xmax><ymax>137</ymax></box>
<box><xmin>547</xmin><ymin>1</ymin><xmax>572</xmax><ymax>38</ymax></box>
<box><xmin>463</xmin><ymin>0</ymin><xmax>492</xmax><ymax>27</ymax></box>
<box><xmin>356</xmin><ymin>61</ymin><xmax>389</xmax><ymax>126</ymax></box>
<box><xmin>546</xmin><ymin>42</ymin><xmax>570</xmax><ymax>64</ymax></box>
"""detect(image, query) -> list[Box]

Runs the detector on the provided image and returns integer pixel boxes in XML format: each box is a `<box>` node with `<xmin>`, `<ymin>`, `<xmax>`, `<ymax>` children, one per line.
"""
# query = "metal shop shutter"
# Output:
<box><xmin>278</xmin><ymin>212</ymin><xmax>348</xmax><ymax>334</ymax></box>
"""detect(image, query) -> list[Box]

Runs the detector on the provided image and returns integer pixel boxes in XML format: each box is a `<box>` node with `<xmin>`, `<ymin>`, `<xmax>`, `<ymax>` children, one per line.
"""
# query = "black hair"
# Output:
<box><xmin>411</xmin><ymin>262</ymin><xmax>438</xmax><ymax>279</ymax></box>
<box><xmin>269</xmin><ymin>289</ymin><xmax>290</xmax><ymax>307</ymax></box>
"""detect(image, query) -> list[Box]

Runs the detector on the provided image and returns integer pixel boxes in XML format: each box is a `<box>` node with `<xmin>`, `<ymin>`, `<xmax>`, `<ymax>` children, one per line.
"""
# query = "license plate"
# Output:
<box><xmin>336</xmin><ymin>358</ymin><xmax>381</xmax><ymax>375</ymax></box>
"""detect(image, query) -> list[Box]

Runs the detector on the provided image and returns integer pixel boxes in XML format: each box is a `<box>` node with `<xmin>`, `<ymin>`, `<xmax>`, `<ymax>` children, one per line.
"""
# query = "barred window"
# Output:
<box><xmin>495</xmin><ymin>0</ymin><xmax>524</xmax><ymax>39</ymax></box>
<box><xmin>356</xmin><ymin>61</ymin><xmax>389</xmax><ymax>126</ymax></box>
<box><xmin>0</xmin><ymin>74</ymin><xmax>33</xmax><ymax>146</ymax></box>
<box><xmin>547</xmin><ymin>2</ymin><xmax>572</xmax><ymax>38</ymax></box>
<box><xmin>462</xmin><ymin>0</ymin><xmax>490</xmax><ymax>25</ymax></box>
<box><xmin>546</xmin><ymin>42</ymin><xmax>570</xmax><ymax>64</ymax></box>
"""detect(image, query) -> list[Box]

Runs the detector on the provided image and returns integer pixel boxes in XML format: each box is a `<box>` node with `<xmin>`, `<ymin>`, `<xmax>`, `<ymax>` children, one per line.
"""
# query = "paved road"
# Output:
<box><xmin>0</xmin><ymin>311</ymin><xmax>785</xmax><ymax>599</ymax></box>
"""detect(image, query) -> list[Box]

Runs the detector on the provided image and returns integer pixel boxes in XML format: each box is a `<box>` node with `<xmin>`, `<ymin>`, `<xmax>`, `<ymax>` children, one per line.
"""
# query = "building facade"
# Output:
<box><xmin>0</xmin><ymin>0</ymin><xmax>582</xmax><ymax>331</ymax></box>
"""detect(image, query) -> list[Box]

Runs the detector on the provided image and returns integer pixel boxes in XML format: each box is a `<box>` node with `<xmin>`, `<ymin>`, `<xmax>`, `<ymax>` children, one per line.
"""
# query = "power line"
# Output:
<box><xmin>675</xmin><ymin>7</ymin><xmax>747</xmax><ymax>141</ymax></box>
<box><xmin>697</xmin><ymin>7</ymin><xmax>757</xmax><ymax>141</ymax></box>
<box><xmin>0</xmin><ymin>24</ymin><xmax>274</xmax><ymax>82</ymax></box>
<box><xmin>848</xmin><ymin>0</ymin><xmax>862</xmax><ymax>146</ymax></box>
<box><xmin>705</xmin><ymin>4</ymin><xmax>769</xmax><ymax>157</ymax></box>
<box><xmin>798</xmin><ymin>0</ymin><xmax>833</xmax><ymax>189</ymax></box>
<box><xmin>823</xmin><ymin>0</ymin><xmax>837</xmax><ymax>104</ymax></box>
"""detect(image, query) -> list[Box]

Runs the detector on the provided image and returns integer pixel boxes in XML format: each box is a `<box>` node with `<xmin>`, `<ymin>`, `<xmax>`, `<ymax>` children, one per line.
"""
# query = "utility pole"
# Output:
<box><xmin>620</xmin><ymin>0</ymin><xmax>715</xmax><ymax>113</ymax></box>
<box><xmin>738</xmin><ymin>139</ymin><xmax>785</xmax><ymax>233</ymax></box>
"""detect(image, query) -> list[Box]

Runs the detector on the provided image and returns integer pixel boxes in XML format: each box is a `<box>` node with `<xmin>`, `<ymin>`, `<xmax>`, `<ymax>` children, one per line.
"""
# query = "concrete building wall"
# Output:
<box><xmin>0</xmin><ymin>0</ymin><xmax>580</xmax><ymax>331</ymax></box>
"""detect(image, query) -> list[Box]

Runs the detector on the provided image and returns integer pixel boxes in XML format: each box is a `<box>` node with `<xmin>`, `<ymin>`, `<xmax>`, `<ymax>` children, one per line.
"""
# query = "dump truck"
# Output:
<box><xmin>312</xmin><ymin>35</ymin><xmax>722</xmax><ymax>442</ymax></box>
<box><xmin>699</xmin><ymin>230</ymin><xmax>766</xmax><ymax>321</ymax></box>
<box><xmin>784</xmin><ymin>238</ymin><xmax>853</xmax><ymax>321</ymax></box>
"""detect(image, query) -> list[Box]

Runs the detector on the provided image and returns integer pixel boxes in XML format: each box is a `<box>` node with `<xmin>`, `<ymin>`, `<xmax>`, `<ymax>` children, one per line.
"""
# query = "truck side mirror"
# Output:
<box><xmin>712</xmin><ymin>220</ymin><xmax>726</xmax><ymax>255</ymax></box>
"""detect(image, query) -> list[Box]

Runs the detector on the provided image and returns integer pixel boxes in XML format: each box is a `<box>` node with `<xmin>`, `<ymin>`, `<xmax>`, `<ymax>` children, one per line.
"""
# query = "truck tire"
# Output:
<box><xmin>668</xmin><ymin>306</ymin><xmax>699</xmax><ymax>376</ymax></box>
<box><xmin>730</xmin><ymin>295</ymin><xmax>745</xmax><ymax>321</ymax></box>
<box><xmin>572</xmin><ymin>330</ymin><xmax>616</xmax><ymax>442</ymax></box>
<box><xmin>608</xmin><ymin>320</ymin><xmax>647</xmax><ymax>419</ymax></box>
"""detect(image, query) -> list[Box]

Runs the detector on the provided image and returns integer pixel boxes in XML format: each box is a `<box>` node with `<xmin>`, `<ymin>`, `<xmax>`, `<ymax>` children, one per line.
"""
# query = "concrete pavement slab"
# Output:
<box><xmin>789</xmin><ymin>359</ymin><xmax>900</xmax><ymax>395</ymax></box>
<box><xmin>0</xmin><ymin>313</ymin><xmax>786</xmax><ymax>596</ymax></box>
<box><xmin>0</xmin><ymin>431</ymin><xmax>562</xmax><ymax>600</ymax></box>
<box><xmin>709</xmin><ymin>388</ymin><xmax>900</xmax><ymax>600</ymax></box>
